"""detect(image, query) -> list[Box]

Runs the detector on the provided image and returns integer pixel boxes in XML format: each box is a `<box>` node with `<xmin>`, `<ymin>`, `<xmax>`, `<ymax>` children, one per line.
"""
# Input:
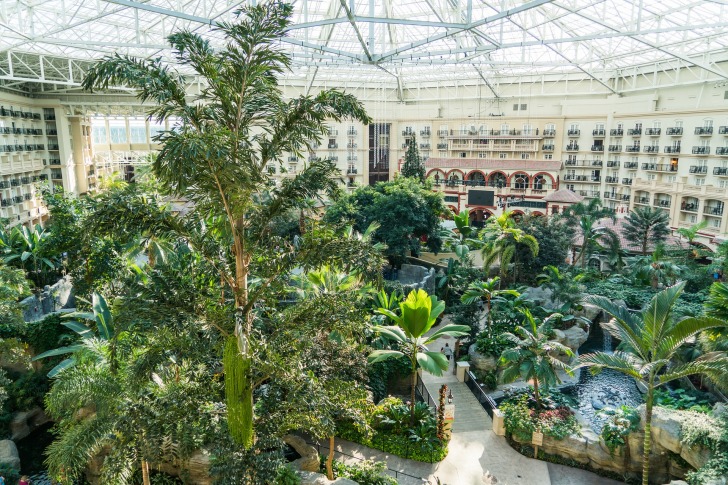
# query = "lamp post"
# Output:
<box><xmin>447</xmin><ymin>390</ymin><xmax>453</xmax><ymax>404</ymax></box>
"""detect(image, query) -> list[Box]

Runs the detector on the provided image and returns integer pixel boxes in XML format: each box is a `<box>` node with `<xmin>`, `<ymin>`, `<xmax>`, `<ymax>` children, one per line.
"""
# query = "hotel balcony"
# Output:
<box><xmin>592</xmin><ymin>129</ymin><xmax>606</xmax><ymax>137</ymax></box>
<box><xmin>626</xmin><ymin>145</ymin><xmax>641</xmax><ymax>152</ymax></box>
<box><xmin>666</xmin><ymin>127</ymin><xmax>683</xmax><ymax>135</ymax></box>
<box><xmin>643</xmin><ymin>146</ymin><xmax>659</xmax><ymax>153</ymax></box>
<box><xmin>645</xmin><ymin>128</ymin><xmax>661</xmax><ymax>136</ymax></box>
<box><xmin>622</xmin><ymin>178</ymin><xmax>633</xmax><ymax>185</ymax></box>
<box><xmin>664</xmin><ymin>146</ymin><xmax>681</xmax><ymax>154</ymax></box>
<box><xmin>692</xmin><ymin>146</ymin><xmax>710</xmax><ymax>155</ymax></box>
<box><xmin>610</xmin><ymin>129</ymin><xmax>623</xmax><ymax>136</ymax></box>
<box><xmin>627</xmin><ymin>128</ymin><xmax>642</xmax><ymax>136</ymax></box>
<box><xmin>607</xmin><ymin>160</ymin><xmax>620</xmax><ymax>168</ymax></box>
<box><xmin>689</xmin><ymin>166</ymin><xmax>708</xmax><ymax>174</ymax></box>
<box><xmin>608</xmin><ymin>145</ymin><xmax>622</xmax><ymax>152</ymax></box>
<box><xmin>695</xmin><ymin>127</ymin><xmax>713</xmax><ymax>136</ymax></box>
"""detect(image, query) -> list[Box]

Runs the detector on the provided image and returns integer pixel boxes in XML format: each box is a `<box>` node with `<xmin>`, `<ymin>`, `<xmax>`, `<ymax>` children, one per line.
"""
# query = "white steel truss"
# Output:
<box><xmin>1</xmin><ymin>0</ymin><xmax>728</xmax><ymax>98</ymax></box>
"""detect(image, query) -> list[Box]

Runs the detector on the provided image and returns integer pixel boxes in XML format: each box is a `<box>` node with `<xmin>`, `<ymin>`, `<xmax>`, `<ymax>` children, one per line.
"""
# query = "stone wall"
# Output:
<box><xmin>20</xmin><ymin>275</ymin><xmax>74</xmax><ymax>322</ymax></box>
<box><xmin>511</xmin><ymin>406</ymin><xmax>713</xmax><ymax>484</ymax></box>
<box><xmin>396</xmin><ymin>264</ymin><xmax>435</xmax><ymax>294</ymax></box>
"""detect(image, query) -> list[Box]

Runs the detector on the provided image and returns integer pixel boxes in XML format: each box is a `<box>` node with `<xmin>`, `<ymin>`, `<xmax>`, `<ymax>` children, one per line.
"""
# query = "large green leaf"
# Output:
<box><xmin>368</xmin><ymin>349</ymin><xmax>405</xmax><ymax>363</ymax></box>
<box><xmin>32</xmin><ymin>344</ymin><xmax>85</xmax><ymax>361</ymax></box>
<box><xmin>425</xmin><ymin>323</ymin><xmax>470</xmax><ymax>344</ymax></box>
<box><xmin>416</xmin><ymin>351</ymin><xmax>449</xmax><ymax>375</ymax></box>
<box><xmin>61</xmin><ymin>321</ymin><xmax>95</xmax><ymax>339</ymax></box>
<box><xmin>46</xmin><ymin>357</ymin><xmax>77</xmax><ymax>378</ymax></box>
<box><xmin>92</xmin><ymin>292</ymin><xmax>114</xmax><ymax>340</ymax></box>
<box><xmin>373</xmin><ymin>325</ymin><xmax>409</xmax><ymax>344</ymax></box>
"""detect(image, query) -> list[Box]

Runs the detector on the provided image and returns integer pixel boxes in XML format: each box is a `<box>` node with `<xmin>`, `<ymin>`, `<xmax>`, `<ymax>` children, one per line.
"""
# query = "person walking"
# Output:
<box><xmin>443</xmin><ymin>343</ymin><xmax>453</xmax><ymax>361</ymax></box>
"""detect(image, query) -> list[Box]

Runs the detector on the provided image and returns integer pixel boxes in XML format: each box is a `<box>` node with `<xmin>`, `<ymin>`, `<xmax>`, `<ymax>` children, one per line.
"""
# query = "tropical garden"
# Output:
<box><xmin>0</xmin><ymin>3</ymin><xmax>727</xmax><ymax>485</ymax></box>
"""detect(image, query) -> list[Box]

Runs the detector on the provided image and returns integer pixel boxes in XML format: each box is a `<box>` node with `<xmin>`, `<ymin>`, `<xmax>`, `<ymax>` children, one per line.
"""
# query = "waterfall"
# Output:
<box><xmin>603</xmin><ymin>329</ymin><xmax>612</xmax><ymax>353</ymax></box>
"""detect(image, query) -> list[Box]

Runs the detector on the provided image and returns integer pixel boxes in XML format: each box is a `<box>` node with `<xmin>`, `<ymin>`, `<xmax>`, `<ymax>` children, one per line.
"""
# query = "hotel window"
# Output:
<box><xmin>521</xmin><ymin>153</ymin><xmax>530</xmax><ymax>160</ymax></box>
<box><xmin>544</xmin><ymin>154</ymin><xmax>553</xmax><ymax>160</ymax></box>
<box><xmin>129</xmin><ymin>124</ymin><xmax>147</xmax><ymax>144</ymax></box>
<box><xmin>109</xmin><ymin>123</ymin><xmax>127</xmax><ymax>144</ymax></box>
<box><xmin>92</xmin><ymin>126</ymin><xmax>107</xmax><ymax>144</ymax></box>
<box><xmin>499</xmin><ymin>153</ymin><xmax>507</xmax><ymax>159</ymax></box>
<box><xmin>694</xmin><ymin>177</ymin><xmax>705</xmax><ymax>186</ymax></box>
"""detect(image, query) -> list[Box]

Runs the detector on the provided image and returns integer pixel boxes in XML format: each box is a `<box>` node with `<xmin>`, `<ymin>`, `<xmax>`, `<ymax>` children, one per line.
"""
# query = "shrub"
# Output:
<box><xmin>332</xmin><ymin>459</ymin><xmax>397</xmax><ymax>485</ymax></box>
<box><xmin>598</xmin><ymin>406</ymin><xmax>640</xmax><ymax>455</ymax></box>
<box><xmin>654</xmin><ymin>388</ymin><xmax>713</xmax><ymax>413</ymax></box>
<box><xmin>274</xmin><ymin>465</ymin><xmax>301</xmax><ymax>485</ymax></box>
<box><xmin>0</xmin><ymin>463</ymin><xmax>20</xmax><ymax>485</ymax></box>
<box><xmin>682</xmin><ymin>410</ymin><xmax>728</xmax><ymax>485</ymax></box>
<box><xmin>472</xmin><ymin>369</ymin><xmax>497</xmax><ymax>391</ymax></box>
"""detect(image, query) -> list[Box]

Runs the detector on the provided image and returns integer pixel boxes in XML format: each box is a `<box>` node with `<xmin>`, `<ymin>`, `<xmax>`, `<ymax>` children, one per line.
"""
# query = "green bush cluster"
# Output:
<box><xmin>0</xmin><ymin>463</ymin><xmax>20</xmax><ymax>485</ymax></box>
<box><xmin>274</xmin><ymin>465</ymin><xmax>301</xmax><ymax>485</ymax></box>
<box><xmin>330</xmin><ymin>459</ymin><xmax>397</xmax><ymax>485</ymax></box>
<box><xmin>654</xmin><ymin>388</ymin><xmax>714</xmax><ymax>413</ymax></box>
<box><xmin>338</xmin><ymin>398</ymin><xmax>448</xmax><ymax>463</ymax></box>
<box><xmin>584</xmin><ymin>279</ymin><xmax>706</xmax><ymax>317</ymax></box>
<box><xmin>598</xmin><ymin>406</ymin><xmax>640</xmax><ymax>455</ymax></box>
<box><xmin>681</xmin><ymin>410</ymin><xmax>728</xmax><ymax>484</ymax></box>
<box><xmin>500</xmin><ymin>392</ymin><xmax>581</xmax><ymax>442</ymax></box>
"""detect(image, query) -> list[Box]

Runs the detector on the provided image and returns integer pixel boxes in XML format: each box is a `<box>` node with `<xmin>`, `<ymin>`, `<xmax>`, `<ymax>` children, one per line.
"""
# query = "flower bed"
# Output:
<box><xmin>499</xmin><ymin>392</ymin><xmax>581</xmax><ymax>442</ymax></box>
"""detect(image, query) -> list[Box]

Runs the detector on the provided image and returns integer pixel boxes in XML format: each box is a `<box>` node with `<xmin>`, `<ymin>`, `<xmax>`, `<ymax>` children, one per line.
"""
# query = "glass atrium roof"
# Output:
<box><xmin>1</xmin><ymin>0</ymin><xmax>728</xmax><ymax>96</ymax></box>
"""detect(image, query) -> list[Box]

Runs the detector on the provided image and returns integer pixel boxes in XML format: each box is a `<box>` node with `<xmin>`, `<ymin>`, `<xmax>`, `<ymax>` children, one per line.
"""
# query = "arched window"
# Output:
<box><xmin>489</xmin><ymin>172</ymin><xmax>507</xmax><ymax>188</ymax></box>
<box><xmin>513</xmin><ymin>174</ymin><xmax>529</xmax><ymax>189</ymax></box>
<box><xmin>533</xmin><ymin>174</ymin><xmax>547</xmax><ymax>190</ymax></box>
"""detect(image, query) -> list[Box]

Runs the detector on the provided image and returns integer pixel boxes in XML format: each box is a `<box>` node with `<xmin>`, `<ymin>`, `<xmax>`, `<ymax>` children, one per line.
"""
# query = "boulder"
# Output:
<box><xmin>10</xmin><ymin>406</ymin><xmax>51</xmax><ymax>440</ymax></box>
<box><xmin>561</xmin><ymin>326</ymin><xmax>588</xmax><ymax>352</ymax></box>
<box><xmin>575</xmin><ymin>303</ymin><xmax>602</xmax><ymax>323</ymax></box>
<box><xmin>283</xmin><ymin>434</ymin><xmax>320</xmax><ymax>473</ymax></box>
<box><xmin>650</xmin><ymin>407</ymin><xmax>684</xmax><ymax>454</ymax></box>
<box><xmin>468</xmin><ymin>344</ymin><xmax>497</xmax><ymax>372</ymax></box>
<box><xmin>0</xmin><ymin>440</ymin><xmax>20</xmax><ymax>471</ymax></box>
<box><xmin>680</xmin><ymin>441</ymin><xmax>712</xmax><ymax>471</ymax></box>
<box><xmin>540</xmin><ymin>433</ymin><xmax>589</xmax><ymax>465</ymax></box>
<box><xmin>156</xmin><ymin>449</ymin><xmax>212</xmax><ymax>485</ymax></box>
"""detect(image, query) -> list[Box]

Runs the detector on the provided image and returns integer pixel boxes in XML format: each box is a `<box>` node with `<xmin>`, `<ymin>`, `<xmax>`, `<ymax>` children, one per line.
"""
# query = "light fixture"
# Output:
<box><xmin>447</xmin><ymin>390</ymin><xmax>453</xmax><ymax>404</ymax></box>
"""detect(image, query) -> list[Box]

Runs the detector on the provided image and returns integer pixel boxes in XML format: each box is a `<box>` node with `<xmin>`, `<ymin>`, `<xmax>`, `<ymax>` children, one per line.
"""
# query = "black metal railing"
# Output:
<box><xmin>464</xmin><ymin>371</ymin><xmax>497</xmax><ymax>418</ymax></box>
<box><xmin>415</xmin><ymin>373</ymin><xmax>439</xmax><ymax>412</ymax></box>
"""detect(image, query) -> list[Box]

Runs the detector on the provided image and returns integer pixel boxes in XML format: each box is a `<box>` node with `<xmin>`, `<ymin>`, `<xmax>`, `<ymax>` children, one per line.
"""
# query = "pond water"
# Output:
<box><xmin>15</xmin><ymin>422</ymin><xmax>54</xmax><ymax>484</ymax></box>
<box><xmin>565</xmin><ymin>319</ymin><xmax>643</xmax><ymax>433</ymax></box>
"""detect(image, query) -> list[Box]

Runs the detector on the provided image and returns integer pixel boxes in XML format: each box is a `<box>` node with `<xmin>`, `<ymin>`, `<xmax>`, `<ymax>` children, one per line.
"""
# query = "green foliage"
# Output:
<box><xmin>4</xmin><ymin>370</ymin><xmax>49</xmax><ymax>412</ymax></box>
<box><xmin>400</xmin><ymin>134</ymin><xmax>426</xmax><ymax>182</ymax></box>
<box><xmin>224</xmin><ymin>335</ymin><xmax>253</xmax><ymax>447</ymax></box>
<box><xmin>367</xmin><ymin>356</ymin><xmax>410</xmax><ymax>403</ymax></box>
<box><xmin>682</xmin><ymin>410</ymin><xmax>728</xmax><ymax>485</ymax></box>
<box><xmin>622</xmin><ymin>206</ymin><xmax>671</xmax><ymax>256</ymax></box>
<box><xmin>22</xmin><ymin>313</ymin><xmax>71</xmax><ymax>355</ymax></box>
<box><xmin>0</xmin><ymin>463</ymin><xmax>20</xmax><ymax>485</ymax></box>
<box><xmin>598</xmin><ymin>406</ymin><xmax>640</xmax><ymax>455</ymax></box>
<box><xmin>500</xmin><ymin>393</ymin><xmax>580</xmax><ymax>442</ymax></box>
<box><xmin>132</xmin><ymin>470</ymin><xmax>184</xmax><ymax>485</ymax></box>
<box><xmin>331</xmin><ymin>459</ymin><xmax>397</xmax><ymax>485</ymax></box>
<box><xmin>583</xmin><ymin>279</ymin><xmax>705</xmax><ymax>317</ymax></box>
<box><xmin>274</xmin><ymin>465</ymin><xmax>301</xmax><ymax>485</ymax></box>
<box><xmin>480</xmin><ymin>211</ymin><xmax>539</xmax><ymax>284</ymax></box>
<box><xmin>472</xmin><ymin>369</ymin><xmax>498</xmax><ymax>391</ymax></box>
<box><xmin>475</xmin><ymin>325</ymin><xmax>514</xmax><ymax>357</ymax></box>
<box><xmin>324</xmin><ymin>177</ymin><xmax>446</xmax><ymax>266</ymax></box>
<box><xmin>516</xmin><ymin>216</ymin><xmax>571</xmax><ymax>283</ymax></box>
<box><xmin>338</xmin><ymin>397</ymin><xmax>448</xmax><ymax>463</ymax></box>
<box><xmin>653</xmin><ymin>388</ymin><xmax>713</xmax><ymax>413</ymax></box>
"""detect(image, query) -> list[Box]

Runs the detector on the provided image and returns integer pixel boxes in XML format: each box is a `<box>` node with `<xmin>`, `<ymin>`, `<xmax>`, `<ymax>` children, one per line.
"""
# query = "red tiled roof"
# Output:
<box><xmin>573</xmin><ymin>217</ymin><xmax>685</xmax><ymax>253</ymax></box>
<box><xmin>424</xmin><ymin>158</ymin><xmax>562</xmax><ymax>172</ymax></box>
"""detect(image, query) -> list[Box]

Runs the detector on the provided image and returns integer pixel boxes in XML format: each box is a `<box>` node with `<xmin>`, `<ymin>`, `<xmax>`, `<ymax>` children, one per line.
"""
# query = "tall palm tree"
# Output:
<box><xmin>500</xmin><ymin>308</ymin><xmax>574</xmax><ymax>408</ymax></box>
<box><xmin>676</xmin><ymin>220</ymin><xmax>708</xmax><ymax>262</ymax></box>
<box><xmin>82</xmin><ymin>3</ymin><xmax>373</xmax><ymax>447</ymax></box>
<box><xmin>580</xmin><ymin>283</ymin><xmax>728</xmax><ymax>485</ymax></box>
<box><xmin>561</xmin><ymin>198</ymin><xmax>615</xmax><ymax>269</ymax></box>
<box><xmin>601</xmin><ymin>230</ymin><xmax>628</xmax><ymax>272</ymax></box>
<box><xmin>370</xmin><ymin>289</ymin><xmax>469</xmax><ymax>424</ymax></box>
<box><xmin>623</xmin><ymin>206</ymin><xmax>671</xmax><ymax>256</ymax></box>
<box><xmin>627</xmin><ymin>243</ymin><xmax>682</xmax><ymax>289</ymax></box>
<box><xmin>481</xmin><ymin>211</ymin><xmax>539</xmax><ymax>284</ymax></box>
<box><xmin>536</xmin><ymin>265</ymin><xmax>584</xmax><ymax>310</ymax></box>
<box><xmin>461</xmin><ymin>277</ymin><xmax>519</xmax><ymax>331</ymax></box>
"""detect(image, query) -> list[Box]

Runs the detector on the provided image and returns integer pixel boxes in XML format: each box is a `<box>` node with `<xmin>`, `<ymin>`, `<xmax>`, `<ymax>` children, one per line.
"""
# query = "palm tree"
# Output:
<box><xmin>481</xmin><ymin>211</ymin><xmax>539</xmax><ymax>284</ymax></box>
<box><xmin>442</xmin><ymin>209</ymin><xmax>482</xmax><ymax>264</ymax></box>
<box><xmin>460</xmin><ymin>277</ymin><xmax>519</xmax><ymax>331</ymax></box>
<box><xmin>500</xmin><ymin>308</ymin><xmax>574</xmax><ymax>408</ymax></box>
<box><xmin>580</xmin><ymin>283</ymin><xmax>728</xmax><ymax>485</ymax></box>
<box><xmin>601</xmin><ymin>230</ymin><xmax>628</xmax><ymax>272</ymax></box>
<box><xmin>82</xmin><ymin>3</ymin><xmax>373</xmax><ymax>447</ymax></box>
<box><xmin>1</xmin><ymin>224</ymin><xmax>57</xmax><ymax>286</ymax></box>
<box><xmin>561</xmin><ymin>198</ymin><xmax>615</xmax><ymax>269</ymax></box>
<box><xmin>676</xmin><ymin>220</ymin><xmax>708</xmax><ymax>262</ymax></box>
<box><xmin>370</xmin><ymin>289</ymin><xmax>469</xmax><ymax>424</ymax></box>
<box><xmin>536</xmin><ymin>265</ymin><xmax>584</xmax><ymax>310</ymax></box>
<box><xmin>623</xmin><ymin>206</ymin><xmax>671</xmax><ymax>256</ymax></box>
<box><xmin>627</xmin><ymin>243</ymin><xmax>682</xmax><ymax>289</ymax></box>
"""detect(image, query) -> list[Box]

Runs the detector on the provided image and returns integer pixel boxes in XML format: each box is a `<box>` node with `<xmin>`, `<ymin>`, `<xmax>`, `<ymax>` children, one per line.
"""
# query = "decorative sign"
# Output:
<box><xmin>444</xmin><ymin>404</ymin><xmax>455</xmax><ymax>420</ymax></box>
<box><xmin>532</xmin><ymin>431</ymin><xmax>544</xmax><ymax>446</ymax></box>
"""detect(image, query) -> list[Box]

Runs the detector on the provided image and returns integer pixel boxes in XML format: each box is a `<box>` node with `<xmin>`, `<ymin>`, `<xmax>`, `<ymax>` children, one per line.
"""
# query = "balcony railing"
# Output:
<box><xmin>719</xmin><ymin>126</ymin><xmax>728</xmax><ymax>135</ymax></box>
<box><xmin>543</xmin><ymin>129</ymin><xmax>556</xmax><ymax>137</ymax></box>
<box><xmin>692</xmin><ymin>146</ymin><xmax>710</xmax><ymax>154</ymax></box>
<box><xmin>346</xmin><ymin>168</ymin><xmax>358</xmax><ymax>175</ymax></box>
<box><xmin>646</xmin><ymin>128</ymin><xmax>661</xmax><ymax>136</ymax></box>
<box><xmin>642</xmin><ymin>163</ymin><xmax>677</xmax><ymax>172</ymax></box>
<box><xmin>563</xmin><ymin>175</ymin><xmax>588</xmax><ymax>181</ymax></box>
<box><xmin>592</xmin><ymin>129</ymin><xmax>606</xmax><ymax>136</ymax></box>
<box><xmin>643</xmin><ymin>146</ymin><xmax>659</xmax><ymax>153</ymax></box>
<box><xmin>610</xmin><ymin>129</ymin><xmax>623</xmax><ymax>136</ymax></box>
<box><xmin>542</xmin><ymin>145</ymin><xmax>554</xmax><ymax>151</ymax></box>
<box><xmin>627</xmin><ymin>128</ymin><xmax>642</xmax><ymax>136</ymax></box>
<box><xmin>621</xmin><ymin>194</ymin><xmax>631</xmax><ymax>201</ymax></box>
<box><xmin>622</xmin><ymin>178</ymin><xmax>633</xmax><ymax>185</ymax></box>
<box><xmin>666</xmin><ymin>127</ymin><xmax>683</xmax><ymax>135</ymax></box>
<box><xmin>695</xmin><ymin>127</ymin><xmax>713</xmax><ymax>135</ymax></box>
<box><xmin>689</xmin><ymin>166</ymin><xmax>708</xmax><ymax>174</ymax></box>
<box><xmin>419</xmin><ymin>144</ymin><xmax>430</xmax><ymax>149</ymax></box>
<box><xmin>704</xmin><ymin>206</ymin><xmax>724</xmax><ymax>216</ymax></box>
<box><xmin>681</xmin><ymin>202</ymin><xmax>698</xmax><ymax>212</ymax></box>
<box><xmin>626</xmin><ymin>145</ymin><xmax>641</xmax><ymax>152</ymax></box>
<box><xmin>288</xmin><ymin>156</ymin><xmax>298</xmax><ymax>162</ymax></box>
<box><xmin>713</xmin><ymin>167</ymin><xmax>728</xmax><ymax>176</ymax></box>
<box><xmin>605</xmin><ymin>176</ymin><xmax>619</xmax><ymax>183</ymax></box>
<box><xmin>664</xmin><ymin>146</ymin><xmax>681</xmax><ymax>154</ymax></box>
<box><xmin>591</xmin><ymin>145</ymin><xmax>604</xmax><ymax>152</ymax></box>
<box><xmin>716</xmin><ymin>147</ymin><xmax>728</xmax><ymax>155</ymax></box>
<box><xmin>624</xmin><ymin>162</ymin><xmax>638</xmax><ymax>169</ymax></box>
<box><xmin>567</xmin><ymin>129</ymin><xmax>580</xmax><ymax>136</ymax></box>
<box><xmin>420</xmin><ymin>130</ymin><xmax>430</xmax><ymax>137</ymax></box>
<box><xmin>564</xmin><ymin>144</ymin><xmax>579</xmax><ymax>151</ymax></box>
<box><xmin>654</xmin><ymin>199</ymin><xmax>671</xmax><ymax>208</ymax></box>
<box><xmin>438</xmin><ymin>130</ymin><xmax>448</xmax><ymax>137</ymax></box>
<box><xmin>347</xmin><ymin>129</ymin><xmax>357</xmax><ymax>136</ymax></box>
<box><xmin>603</xmin><ymin>192</ymin><xmax>618</xmax><ymax>199</ymax></box>
<box><xmin>607</xmin><ymin>161</ymin><xmax>620</xmax><ymax>167</ymax></box>
<box><xmin>402</xmin><ymin>130</ymin><xmax>414</xmax><ymax>137</ymax></box>
<box><xmin>328</xmin><ymin>143</ymin><xmax>338</xmax><ymax>149</ymax></box>
<box><xmin>437</xmin><ymin>143</ymin><xmax>448</xmax><ymax>149</ymax></box>
<box><xmin>347</xmin><ymin>143</ymin><xmax>357</xmax><ymax>149</ymax></box>
<box><xmin>608</xmin><ymin>145</ymin><xmax>622</xmax><ymax>152</ymax></box>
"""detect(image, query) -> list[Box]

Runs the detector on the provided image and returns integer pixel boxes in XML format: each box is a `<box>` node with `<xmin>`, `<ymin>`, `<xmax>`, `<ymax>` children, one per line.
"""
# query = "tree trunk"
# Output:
<box><xmin>141</xmin><ymin>459</ymin><xmax>151</xmax><ymax>485</ymax></box>
<box><xmin>326</xmin><ymin>435</ymin><xmax>335</xmax><ymax>480</ymax></box>
<box><xmin>533</xmin><ymin>378</ymin><xmax>541</xmax><ymax>409</ymax></box>
<box><xmin>580</xmin><ymin>243</ymin><xmax>587</xmax><ymax>269</ymax></box>
<box><xmin>642</xmin><ymin>236</ymin><xmax>648</xmax><ymax>256</ymax></box>
<box><xmin>410</xmin><ymin>353</ymin><xmax>418</xmax><ymax>426</ymax></box>
<box><xmin>224</xmin><ymin>334</ymin><xmax>254</xmax><ymax>448</ymax></box>
<box><xmin>642</xmin><ymin>386</ymin><xmax>654</xmax><ymax>485</ymax></box>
